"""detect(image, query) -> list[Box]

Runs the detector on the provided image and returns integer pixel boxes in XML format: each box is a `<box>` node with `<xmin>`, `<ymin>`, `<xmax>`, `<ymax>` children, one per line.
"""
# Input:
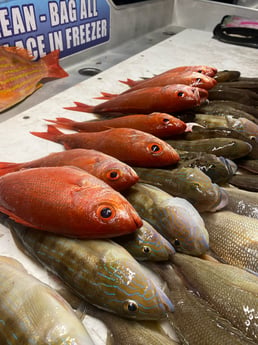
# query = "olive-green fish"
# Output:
<box><xmin>166</xmin><ymin>137</ymin><xmax>252</xmax><ymax>159</ymax></box>
<box><xmin>229</xmin><ymin>173</ymin><xmax>258</xmax><ymax>192</ymax></box>
<box><xmin>134</xmin><ymin>167</ymin><xmax>228</xmax><ymax>212</ymax></box>
<box><xmin>125</xmin><ymin>183</ymin><xmax>209</xmax><ymax>256</ymax></box>
<box><xmin>150</xmin><ymin>262</ymin><xmax>256</xmax><ymax>345</ymax></box>
<box><xmin>201</xmin><ymin>210</ymin><xmax>258</xmax><ymax>275</ymax></box>
<box><xmin>176</xmin><ymin>151</ymin><xmax>237</xmax><ymax>185</ymax></box>
<box><xmin>214</xmin><ymin>70</ymin><xmax>241</xmax><ymax>82</ymax></box>
<box><xmin>172</xmin><ymin>253</ymin><xmax>258</xmax><ymax>342</ymax></box>
<box><xmin>208</xmin><ymin>86</ymin><xmax>258</xmax><ymax>106</ymax></box>
<box><xmin>178</xmin><ymin>126</ymin><xmax>258</xmax><ymax>160</ymax></box>
<box><xmin>5</xmin><ymin>216</ymin><xmax>173</xmax><ymax>320</ymax></box>
<box><xmin>237</xmin><ymin>159</ymin><xmax>258</xmax><ymax>174</ymax></box>
<box><xmin>0</xmin><ymin>255</ymin><xmax>94</xmax><ymax>345</ymax></box>
<box><xmin>116</xmin><ymin>219</ymin><xmax>175</xmax><ymax>261</ymax></box>
<box><xmin>223</xmin><ymin>186</ymin><xmax>258</xmax><ymax>219</ymax></box>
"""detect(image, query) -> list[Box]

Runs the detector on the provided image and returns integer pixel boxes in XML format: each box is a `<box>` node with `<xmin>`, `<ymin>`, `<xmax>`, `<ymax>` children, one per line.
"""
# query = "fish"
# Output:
<box><xmin>214</xmin><ymin>70</ymin><xmax>241</xmax><ymax>82</ymax></box>
<box><xmin>236</xmin><ymin>159</ymin><xmax>258</xmax><ymax>174</ymax></box>
<box><xmin>0</xmin><ymin>47</ymin><xmax>68</xmax><ymax>112</ymax></box>
<box><xmin>120</xmin><ymin>65</ymin><xmax>218</xmax><ymax>86</ymax></box>
<box><xmin>116</xmin><ymin>219</ymin><xmax>176</xmax><ymax>261</ymax></box>
<box><xmin>0</xmin><ymin>166</ymin><xmax>142</xmax><ymax>238</ymax></box>
<box><xmin>134</xmin><ymin>167</ymin><xmax>229</xmax><ymax>212</ymax></box>
<box><xmin>223</xmin><ymin>186</ymin><xmax>258</xmax><ymax>219</ymax></box>
<box><xmin>208</xmin><ymin>86</ymin><xmax>258</xmax><ymax>106</ymax></box>
<box><xmin>0</xmin><ymin>148</ymin><xmax>139</xmax><ymax>192</ymax></box>
<box><xmin>150</xmin><ymin>262</ymin><xmax>256</xmax><ymax>345</ymax></box>
<box><xmin>125</xmin><ymin>182</ymin><xmax>209</xmax><ymax>256</ymax></box>
<box><xmin>172</xmin><ymin>253</ymin><xmax>258</xmax><ymax>342</ymax></box>
<box><xmin>229</xmin><ymin>173</ymin><xmax>258</xmax><ymax>192</ymax></box>
<box><xmin>165</xmin><ymin>137</ymin><xmax>252</xmax><ymax>160</ymax></box>
<box><xmin>176</xmin><ymin>126</ymin><xmax>258</xmax><ymax>160</ymax></box>
<box><xmin>197</xmin><ymin>100</ymin><xmax>258</xmax><ymax>118</ymax></box>
<box><xmin>46</xmin><ymin>112</ymin><xmax>187</xmax><ymax>138</ymax></box>
<box><xmin>79</xmin><ymin>301</ymin><xmax>179</xmax><ymax>345</ymax></box>
<box><xmin>218</xmin><ymin>80</ymin><xmax>258</xmax><ymax>90</ymax></box>
<box><xmin>31</xmin><ymin>126</ymin><xmax>180</xmax><ymax>167</ymax></box>
<box><xmin>4</xmin><ymin>216</ymin><xmax>174</xmax><ymax>320</ymax></box>
<box><xmin>63</xmin><ymin>84</ymin><xmax>201</xmax><ymax>116</ymax></box>
<box><xmin>108</xmin><ymin>72</ymin><xmax>217</xmax><ymax>95</ymax></box>
<box><xmin>201</xmin><ymin>210</ymin><xmax>258</xmax><ymax>275</ymax></box>
<box><xmin>176</xmin><ymin>152</ymin><xmax>237</xmax><ymax>185</ymax></box>
<box><xmin>0</xmin><ymin>255</ymin><xmax>94</xmax><ymax>345</ymax></box>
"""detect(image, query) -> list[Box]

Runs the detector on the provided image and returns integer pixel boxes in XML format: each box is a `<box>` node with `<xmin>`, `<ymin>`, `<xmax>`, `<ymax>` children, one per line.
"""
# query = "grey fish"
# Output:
<box><xmin>229</xmin><ymin>173</ymin><xmax>258</xmax><ymax>192</ymax></box>
<box><xmin>172</xmin><ymin>253</ymin><xmax>258</xmax><ymax>342</ymax></box>
<box><xmin>197</xmin><ymin>100</ymin><xmax>258</xmax><ymax>117</ymax></box>
<box><xmin>125</xmin><ymin>183</ymin><xmax>209</xmax><ymax>256</ymax></box>
<box><xmin>134</xmin><ymin>166</ymin><xmax>228</xmax><ymax>212</ymax></box>
<box><xmin>150</xmin><ymin>262</ymin><xmax>257</xmax><ymax>345</ymax></box>
<box><xmin>237</xmin><ymin>159</ymin><xmax>258</xmax><ymax>174</ymax></box>
<box><xmin>223</xmin><ymin>186</ymin><xmax>258</xmax><ymax>218</ymax></box>
<box><xmin>176</xmin><ymin>151</ymin><xmax>237</xmax><ymax>185</ymax></box>
<box><xmin>208</xmin><ymin>86</ymin><xmax>258</xmax><ymax>106</ymax></box>
<box><xmin>116</xmin><ymin>219</ymin><xmax>175</xmax><ymax>261</ymax></box>
<box><xmin>201</xmin><ymin>210</ymin><xmax>258</xmax><ymax>275</ymax></box>
<box><xmin>0</xmin><ymin>255</ymin><xmax>94</xmax><ymax>345</ymax></box>
<box><xmin>4</xmin><ymin>215</ymin><xmax>173</xmax><ymax>320</ymax></box>
<box><xmin>166</xmin><ymin>137</ymin><xmax>252</xmax><ymax>159</ymax></box>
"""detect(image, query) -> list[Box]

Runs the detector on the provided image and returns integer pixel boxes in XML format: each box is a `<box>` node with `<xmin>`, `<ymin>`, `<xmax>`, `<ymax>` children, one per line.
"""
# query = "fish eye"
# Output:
<box><xmin>174</xmin><ymin>239</ymin><xmax>180</xmax><ymax>247</ymax></box>
<box><xmin>97</xmin><ymin>205</ymin><xmax>116</xmax><ymax>222</ymax></box>
<box><xmin>107</xmin><ymin>170</ymin><xmax>120</xmax><ymax>181</ymax></box>
<box><xmin>162</xmin><ymin>118</ymin><xmax>170</xmax><ymax>124</ymax></box>
<box><xmin>142</xmin><ymin>246</ymin><xmax>151</xmax><ymax>254</ymax></box>
<box><xmin>198</xmin><ymin>70</ymin><xmax>203</xmax><ymax>73</ymax></box>
<box><xmin>147</xmin><ymin>142</ymin><xmax>163</xmax><ymax>154</ymax></box>
<box><xmin>123</xmin><ymin>300</ymin><xmax>138</xmax><ymax>313</ymax></box>
<box><xmin>177</xmin><ymin>91</ymin><xmax>184</xmax><ymax>97</ymax></box>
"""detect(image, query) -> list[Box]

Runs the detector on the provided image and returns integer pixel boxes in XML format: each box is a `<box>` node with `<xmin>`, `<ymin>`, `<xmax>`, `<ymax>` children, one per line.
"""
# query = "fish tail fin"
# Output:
<box><xmin>0</xmin><ymin>162</ymin><xmax>22</xmax><ymax>176</ymax></box>
<box><xmin>42</xmin><ymin>50</ymin><xmax>69</xmax><ymax>79</ymax></box>
<box><xmin>94</xmin><ymin>92</ymin><xmax>117</xmax><ymax>100</ymax></box>
<box><xmin>119</xmin><ymin>78</ymin><xmax>137</xmax><ymax>87</ymax></box>
<box><xmin>64</xmin><ymin>102</ymin><xmax>94</xmax><ymax>113</ymax></box>
<box><xmin>30</xmin><ymin>125</ymin><xmax>63</xmax><ymax>142</ymax></box>
<box><xmin>46</xmin><ymin>117</ymin><xmax>76</xmax><ymax>130</ymax></box>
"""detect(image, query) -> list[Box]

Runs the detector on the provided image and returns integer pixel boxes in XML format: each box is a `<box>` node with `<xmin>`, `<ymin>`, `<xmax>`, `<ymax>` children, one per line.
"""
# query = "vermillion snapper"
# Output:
<box><xmin>0</xmin><ymin>46</ymin><xmax>68</xmax><ymax>112</ymax></box>
<box><xmin>0</xmin><ymin>166</ymin><xmax>142</xmax><ymax>238</ymax></box>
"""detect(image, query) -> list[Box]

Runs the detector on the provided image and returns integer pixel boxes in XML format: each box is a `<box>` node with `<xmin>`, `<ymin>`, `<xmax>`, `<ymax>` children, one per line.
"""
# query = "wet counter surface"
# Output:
<box><xmin>0</xmin><ymin>28</ymin><xmax>257</xmax><ymax>344</ymax></box>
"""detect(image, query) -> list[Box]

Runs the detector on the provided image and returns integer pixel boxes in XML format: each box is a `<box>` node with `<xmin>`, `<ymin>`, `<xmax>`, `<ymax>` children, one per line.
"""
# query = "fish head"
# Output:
<box><xmin>161</xmin><ymin>198</ymin><xmax>210</xmax><ymax>256</ymax></box>
<box><xmin>186</xmin><ymin>72</ymin><xmax>217</xmax><ymax>90</ymax></box>
<box><xmin>207</xmin><ymin>185</ymin><xmax>229</xmax><ymax>212</ymax></box>
<box><xmin>97</xmin><ymin>160</ymin><xmax>139</xmax><ymax>192</ymax></box>
<box><xmin>149</xmin><ymin>112</ymin><xmax>187</xmax><ymax>137</ymax></box>
<box><xmin>101</xmin><ymin>252</ymin><xmax>174</xmax><ymax>319</ymax></box>
<box><xmin>196</xmin><ymin>65</ymin><xmax>217</xmax><ymax>77</ymax></box>
<box><xmin>130</xmin><ymin>219</ymin><xmax>176</xmax><ymax>261</ymax></box>
<box><xmin>75</xmin><ymin>182</ymin><xmax>143</xmax><ymax>238</ymax></box>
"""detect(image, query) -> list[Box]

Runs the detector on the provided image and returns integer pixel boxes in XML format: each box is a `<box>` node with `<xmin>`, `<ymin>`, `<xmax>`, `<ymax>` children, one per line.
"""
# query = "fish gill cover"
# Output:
<box><xmin>0</xmin><ymin>0</ymin><xmax>110</xmax><ymax>59</ymax></box>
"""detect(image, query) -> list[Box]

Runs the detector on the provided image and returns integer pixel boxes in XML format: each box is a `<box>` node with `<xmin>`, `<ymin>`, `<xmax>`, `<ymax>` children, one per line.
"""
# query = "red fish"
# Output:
<box><xmin>31</xmin><ymin>126</ymin><xmax>180</xmax><ymax>167</ymax></box>
<box><xmin>120</xmin><ymin>65</ymin><xmax>218</xmax><ymax>87</ymax></box>
<box><xmin>0</xmin><ymin>149</ymin><xmax>139</xmax><ymax>191</ymax></box>
<box><xmin>115</xmin><ymin>72</ymin><xmax>217</xmax><ymax>95</ymax></box>
<box><xmin>47</xmin><ymin>112</ymin><xmax>186</xmax><ymax>138</ymax></box>
<box><xmin>0</xmin><ymin>47</ymin><xmax>68</xmax><ymax>112</ymax></box>
<box><xmin>0</xmin><ymin>166</ymin><xmax>142</xmax><ymax>238</ymax></box>
<box><xmin>64</xmin><ymin>85</ymin><xmax>201</xmax><ymax>116</ymax></box>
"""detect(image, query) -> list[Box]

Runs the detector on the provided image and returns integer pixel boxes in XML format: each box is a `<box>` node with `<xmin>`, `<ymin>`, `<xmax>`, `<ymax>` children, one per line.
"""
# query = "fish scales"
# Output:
<box><xmin>0</xmin><ymin>256</ymin><xmax>94</xmax><ymax>345</ymax></box>
<box><xmin>172</xmin><ymin>254</ymin><xmax>258</xmax><ymax>342</ymax></box>
<box><xmin>134</xmin><ymin>167</ymin><xmax>228</xmax><ymax>212</ymax></box>
<box><xmin>201</xmin><ymin>210</ymin><xmax>258</xmax><ymax>275</ymax></box>
<box><xmin>6</xmin><ymin>218</ymin><xmax>173</xmax><ymax>320</ymax></box>
<box><xmin>125</xmin><ymin>183</ymin><xmax>209</xmax><ymax>256</ymax></box>
<box><xmin>150</xmin><ymin>263</ymin><xmax>256</xmax><ymax>345</ymax></box>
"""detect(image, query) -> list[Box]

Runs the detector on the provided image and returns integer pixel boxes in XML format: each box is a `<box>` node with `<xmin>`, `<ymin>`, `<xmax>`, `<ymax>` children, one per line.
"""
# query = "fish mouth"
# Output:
<box><xmin>156</xmin><ymin>286</ymin><xmax>175</xmax><ymax>314</ymax></box>
<box><xmin>219</xmin><ymin>157</ymin><xmax>238</xmax><ymax>175</ymax></box>
<box><xmin>208</xmin><ymin>186</ymin><xmax>229</xmax><ymax>212</ymax></box>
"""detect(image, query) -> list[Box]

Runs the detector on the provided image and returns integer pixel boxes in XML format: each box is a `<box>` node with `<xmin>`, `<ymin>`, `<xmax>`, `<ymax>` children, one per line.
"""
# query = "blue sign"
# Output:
<box><xmin>0</xmin><ymin>0</ymin><xmax>110</xmax><ymax>59</ymax></box>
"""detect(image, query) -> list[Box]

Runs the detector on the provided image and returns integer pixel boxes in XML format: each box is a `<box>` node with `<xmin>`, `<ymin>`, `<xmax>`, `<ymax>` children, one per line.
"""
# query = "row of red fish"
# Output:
<box><xmin>0</xmin><ymin>61</ymin><xmax>218</xmax><ymax>241</ymax></box>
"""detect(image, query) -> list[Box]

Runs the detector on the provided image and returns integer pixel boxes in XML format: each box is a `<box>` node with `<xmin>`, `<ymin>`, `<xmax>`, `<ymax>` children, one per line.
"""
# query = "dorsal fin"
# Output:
<box><xmin>2</xmin><ymin>46</ymin><xmax>34</xmax><ymax>61</ymax></box>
